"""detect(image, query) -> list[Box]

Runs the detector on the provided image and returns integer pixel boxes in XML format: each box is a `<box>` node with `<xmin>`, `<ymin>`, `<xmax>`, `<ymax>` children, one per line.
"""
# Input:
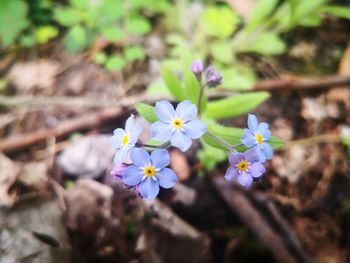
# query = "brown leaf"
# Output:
<box><xmin>0</xmin><ymin>152</ymin><xmax>19</xmax><ymax>206</ymax></box>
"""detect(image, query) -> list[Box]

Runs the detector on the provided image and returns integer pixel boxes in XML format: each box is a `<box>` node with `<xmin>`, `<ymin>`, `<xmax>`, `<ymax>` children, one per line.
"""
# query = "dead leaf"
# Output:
<box><xmin>0</xmin><ymin>152</ymin><xmax>19</xmax><ymax>206</ymax></box>
<box><xmin>7</xmin><ymin>60</ymin><xmax>59</xmax><ymax>92</ymax></box>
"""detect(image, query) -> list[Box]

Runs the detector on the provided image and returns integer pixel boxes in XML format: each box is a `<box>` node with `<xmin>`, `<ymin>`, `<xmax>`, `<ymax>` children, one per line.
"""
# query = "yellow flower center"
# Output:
<box><xmin>122</xmin><ymin>135</ymin><xmax>129</xmax><ymax>145</ymax></box>
<box><xmin>172</xmin><ymin>119</ymin><xmax>183</xmax><ymax>129</ymax></box>
<box><xmin>144</xmin><ymin>166</ymin><xmax>156</xmax><ymax>177</ymax></box>
<box><xmin>237</xmin><ymin>161</ymin><xmax>249</xmax><ymax>172</ymax></box>
<box><xmin>255</xmin><ymin>134</ymin><xmax>263</xmax><ymax>144</ymax></box>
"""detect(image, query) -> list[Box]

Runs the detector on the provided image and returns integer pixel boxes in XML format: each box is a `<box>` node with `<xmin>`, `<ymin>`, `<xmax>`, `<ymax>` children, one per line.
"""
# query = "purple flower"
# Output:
<box><xmin>111</xmin><ymin>163</ymin><xmax>128</xmax><ymax>181</ymax></box>
<box><xmin>225</xmin><ymin>149</ymin><xmax>265</xmax><ymax>187</ymax></box>
<box><xmin>191</xmin><ymin>60</ymin><xmax>204</xmax><ymax>78</ymax></box>
<box><xmin>123</xmin><ymin>148</ymin><xmax>178</xmax><ymax>200</ymax></box>
<box><xmin>111</xmin><ymin>114</ymin><xmax>143</xmax><ymax>164</ymax></box>
<box><xmin>241</xmin><ymin>114</ymin><xmax>273</xmax><ymax>163</ymax></box>
<box><xmin>205</xmin><ymin>66</ymin><xmax>222</xmax><ymax>87</ymax></box>
<box><xmin>151</xmin><ymin>100</ymin><xmax>207</xmax><ymax>152</ymax></box>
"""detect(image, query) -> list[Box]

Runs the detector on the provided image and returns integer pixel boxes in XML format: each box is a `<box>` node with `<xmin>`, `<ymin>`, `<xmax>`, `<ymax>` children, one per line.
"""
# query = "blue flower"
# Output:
<box><xmin>241</xmin><ymin>114</ymin><xmax>273</xmax><ymax>162</ymax></box>
<box><xmin>151</xmin><ymin>100</ymin><xmax>207</xmax><ymax>152</ymax></box>
<box><xmin>225</xmin><ymin>148</ymin><xmax>265</xmax><ymax>188</ymax></box>
<box><xmin>111</xmin><ymin>114</ymin><xmax>143</xmax><ymax>164</ymax></box>
<box><xmin>123</xmin><ymin>148</ymin><xmax>178</xmax><ymax>200</ymax></box>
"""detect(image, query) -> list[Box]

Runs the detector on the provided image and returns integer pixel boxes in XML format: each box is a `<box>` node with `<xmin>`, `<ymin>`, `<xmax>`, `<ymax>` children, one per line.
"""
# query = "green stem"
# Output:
<box><xmin>205</xmin><ymin>131</ymin><xmax>236</xmax><ymax>152</ymax></box>
<box><xmin>142</xmin><ymin>141</ymin><xmax>171</xmax><ymax>149</ymax></box>
<box><xmin>197</xmin><ymin>81</ymin><xmax>206</xmax><ymax>116</ymax></box>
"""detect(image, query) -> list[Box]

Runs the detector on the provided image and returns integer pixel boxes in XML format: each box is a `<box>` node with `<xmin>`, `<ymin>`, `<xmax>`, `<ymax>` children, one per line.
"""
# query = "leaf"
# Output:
<box><xmin>92</xmin><ymin>51</ymin><xmax>107</xmax><ymax>64</ymax></box>
<box><xmin>124</xmin><ymin>46</ymin><xmax>146</xmax><ymax>61</ymax></box>
<box><xmin>100</xmin><ymin>26</ymin><xmax>124</xmax><ymax>42</ymax></box>
<box><xmin>146</xmin><ymin>81</ymin><xmax>172</xmax><ymax>97</ymax></box>
<box><xmin>135</xmin><ymin>103</ymin><xmax>158</xmax><ymax>123</ymax></box>
<box><xmin>54</xmin><ymin>8</ymin><xmax>83</xmax><ymax>27</ymax></box>
<box><xmin>221</xmin><ymin>65</ymin><xmax>256</xmax><ymax>90</ymax></box>
<box><xmin>320</xmin><ymin>5</ymin><xmax>350</xmax><ymax>20</ymax></box>
<box><xmin>246</xmin><ymin>0</ymin><xmax>279</xmax><ymax>31</ymax></box>
<box><xmin>294</xmin><ymin>0</ymin><xmax>328</xmax><ymax>20</ymax></box>
<box><xmin>65</xmin><ymin>25</ymin><xmax>88</xmax><ymax>52</ymax></box>
<box><xmin>197</xmin><ymin>139</ymin><xmax>227</xmax><ymax>171</ymax></box>
<box><xmin>210</xmin><ymin>41</ymin><xmax>233</xmax><ymax>64</ymax></box>
<box><xmin>0</xmin><ymin>0</ymin><xmax>29</xmax><ymax>47</ymax></box>
<box><xmin>35</xmin><ymin>25</ymin><xmax>59</xmax><ymax>44</ymax></box>
<box><xmin>299</xmin><ymin>14</ymin><xmax>322</xmax><ymax>27</ymax></box>
<box><xmin>161</xmin><ymin>66</ymin><xmax>186</xmax><ymax>101</ymax></box>
<box><xmin>127</xmin><ymin>18</ymin><xmax>151</xmax><ymax>36</ymax></box>
<box><xmin>105</xmin><ymin>55</ymin><xmax>125</xmax><ymax>71</ymax></box>
<box><xmin>183</xmin><ymin>65</ymin><xmax>204</xmax><ymax>111</ymax></box>
<box><xmin>205</xmin><ymin>92</ymin><xmax>270</xmax><ymax>119</ymax></box>
<box><xmin>70</xmin><ymin>0</ymin><xmax>89</xmax><ymax>9</ymax></box>
<box><xmin>242</xmin><ymin>32</ymin><xmax>286</xmax><ymax>55</ymax></box>
<box><xmin>201</xmin><ymin>6</ymin><xmax>240</xmax><ymax>38</ymax></box>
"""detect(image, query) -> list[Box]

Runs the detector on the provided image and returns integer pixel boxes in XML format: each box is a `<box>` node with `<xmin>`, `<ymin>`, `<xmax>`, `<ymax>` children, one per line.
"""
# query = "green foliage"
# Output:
<box><xmin>341</xmin><ymin>136</ymin><xmax>350</xmax><ymax>156</ymax></box>
<box><xmin>161</xmin><ymin>66</ymin><xmax>186</xmax><ymax>101</ymax></box>
<box><xmin>205</xmin><ymin>92</ymin><xmax>270</xmax><ymax>119</ymax></box>
<box><xmin>135</xmin><ymin>103</ymin><xmax>158</xmax><ymax>123</ymax></box>
<box><xmin>105</xmin><ymin>56</ymin><xmax>125</xmax><ymax>71</ymax></box>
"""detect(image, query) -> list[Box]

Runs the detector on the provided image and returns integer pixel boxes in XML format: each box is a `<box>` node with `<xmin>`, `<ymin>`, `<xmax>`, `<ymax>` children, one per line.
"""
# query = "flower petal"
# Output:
<box><xmin>125</xmin><ymin>114</ymin><xmax>135</xmax><ymax>133</ymax></box>
<box><xmin>228</xmin><ymin>152</ymin><xmax>242</xmax><ymax>165</ymax></box>
<box><xmin>258</xmin><ymin>122</ymin><xmax>271</xmax><ymax>139</ymax></box>
<box><xmin>130</xmin><ymin>148</ymin><xmax>150</xmax><ymax>167</ymax></box>
<box><xmin>123</xmin><ymin>165</ymin><xmax>143</xmax><ymax>186</ymax></box>
<box><xmin>262</xmin><ymin>142</ymin><xmax>273</xmax><ymax>160</ymax></box>
<box><xmin>113</xmin><ymin>146</ymin><xmax>130</xmax><ymax>164</ymax></box>
<box><xmin>156</xmin><ymin>168</ymin><xmax>178</xmax><ymax>188</ymax></box>
<box><xmin>224</xmin><ymin>166</ymin><xmax>239</xmax><ymax>181</ymax></box>
<box><xmin>170</xmin><ymin>130</ymin><xmax>192</xmax><ymax>152</ymax></box>
<box><xmin>155</xmin><ymin>100</ymin><xmax>175</xmax><ymax>123</ymax></box>
<box><xmin>243</xmin><ymin>148</ymin><xmax>259</xmax><ymax>162</ymax></box>
<box><xmin>111</xmin><ymin>128</ymin><xmax>125</xmax><ymax>148</ymax></box>
<box><xmin>183</xmin><ymin>119</ymin><xmax>207</xmax><ymax>139</ymax></box>
<box><xmin>139</xmin><ymin>177</ymin><xmax>160</xmax><ymax>200</ymax></box>
<box><xmin>175</xmin><ymin>100</ymin><xmax>197</xmax><ymax>121</ymax></box>
<box><xmin>237</xmin><ymin>172</ymin><xmax>253</xmax><ymax>188</ymax></box>
<box><xmin>255</xmin><ymin>146</ymin><xmax>266</xmax><ymax>163</ymax></box>
<box><xmin>247</xmin><ymin>114</ymin><xmax>258</xmax><ymax>133</ymax></box>
<box><xmin>151</xmin><ymin>121</ymin><xmax>172</xmax><ymax>141</ymax></box>
<box><xmin>151</xmin><ymin>149</ymin><xmax>170</xmax><ymax>169</ymax></box>
<box><xmin>241</xmin><ymin>129</ymin><xmax>256</xmax><ymax>147</ymax></box>
<box><xmin>250</xmin><ymin>162</ymin><xmax>265</xmax><ymax>178</ymax></box>
<box><xmin>129</xmin><ymin>123</ymin><xmax>143</xmax><ymax>144</ymax></box>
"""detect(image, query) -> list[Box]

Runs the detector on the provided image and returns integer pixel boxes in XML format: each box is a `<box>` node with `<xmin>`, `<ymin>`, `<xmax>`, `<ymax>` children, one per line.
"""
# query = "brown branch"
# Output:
<box><xmin>0</xmin><ymin>107</ymin><xmax>124</xmax><ymax>153</ymax></box>
<box><xmin>209</xmin><ymin>175</ymin><xmax>311</xmax><ymax>263</ymax></box>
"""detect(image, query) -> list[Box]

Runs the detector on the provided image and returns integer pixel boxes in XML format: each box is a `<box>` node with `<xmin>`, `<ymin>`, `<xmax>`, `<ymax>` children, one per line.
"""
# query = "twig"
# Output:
<box><xmin>0</xmin><ymin>107</ymin><xmax>124</xmax><ymax>153</ymax></box>
<box><xmin>284</xmin><ymin>134</ymin><xmax>341</xmax><ymax>149</ymax></box>
<box><xmin>209</xmin><ymin>175</ymin><xmax>311</xmax><ymax>263</ymax></box>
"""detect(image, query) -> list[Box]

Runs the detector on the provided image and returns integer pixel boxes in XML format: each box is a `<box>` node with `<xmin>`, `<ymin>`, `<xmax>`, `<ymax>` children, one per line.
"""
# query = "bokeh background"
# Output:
<box><xmin>0</xmin><ymin>0</ymin><xmax>350</xmax><ymax>262</ymax></box>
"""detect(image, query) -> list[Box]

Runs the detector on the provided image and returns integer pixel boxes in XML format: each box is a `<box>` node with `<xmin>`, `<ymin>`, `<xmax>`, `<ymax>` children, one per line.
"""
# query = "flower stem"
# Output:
<box><xmin>205</xmin><ymin>131</ymin><xmax>236</xmax><ymax>152</ymax></box>
<box><xmin>197</xmin><ymin>81</ymin><xmax>206</xmax><ymax>116</ymax></box>
<box><xmin>141</xmin><ymin>141</ymin><xmax>171</xmax><ymax>149</ymax></box>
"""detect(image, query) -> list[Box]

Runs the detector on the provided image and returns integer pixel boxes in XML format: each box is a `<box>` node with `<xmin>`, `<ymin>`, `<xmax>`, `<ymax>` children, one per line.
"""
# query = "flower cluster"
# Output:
<box><xmin>110</xmin><ymin>100</ymin><xmax>207</xmax><ymax>199</ymax></box>
<box><xmin>224</xmin><ymin>114</ymin><xmax>273</xmax><ymax>187</ymax></box>
<box><xmin>110</xmin><ymin>60</ymin><xmax>276</xmax><ymax>199</ymax></box>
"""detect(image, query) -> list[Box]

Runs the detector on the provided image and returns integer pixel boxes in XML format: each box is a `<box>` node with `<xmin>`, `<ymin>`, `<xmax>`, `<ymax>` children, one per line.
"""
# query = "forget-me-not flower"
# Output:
<box><xmin>151</xmin><ymin>100</ymin><xmax>207</xmax><ymax>152</ymax></box>
<box><xmin>123</xmin><ymin>148</ymin><xmax>178</xmax><ymax>200</ymax></box>
<box><xmin>225</xmin><ymin>148</ymin><xmax>265</xmax><ymax>188</ymax></box>
<box><xmin>111</xmin><ymin>114</ymin><xmax>143</xmax><ymax>164</ymax></box>
<box><xmin>241</xmin><ymin>114</ymin><xmax>273</xmax><ymax>162</ymax></box>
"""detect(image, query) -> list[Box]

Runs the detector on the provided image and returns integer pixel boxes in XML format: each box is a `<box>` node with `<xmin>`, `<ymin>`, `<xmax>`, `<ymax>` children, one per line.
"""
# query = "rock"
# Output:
<box><xmin>0</xmin><ymin>195</ymin><xmax>78</xmax><ymax>263</ymax></box>
<box><xmin>57</xmin><ymin>135</ymin><xmax>115</xmax><ymax>179</ymax></box>
<box><xmin>143</xmin><ymin>199</ymin><xmax>211</xmax><ymax>263</ymax></box>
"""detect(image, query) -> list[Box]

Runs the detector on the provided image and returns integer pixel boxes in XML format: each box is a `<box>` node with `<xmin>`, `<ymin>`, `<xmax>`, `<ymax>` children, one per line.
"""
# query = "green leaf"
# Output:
<box><xmin>100</xmin><ymin>26</ymin><xmax>124</xmax><ymax>42</ymax></box>
<box><xmin>241</xmin><ymin>32</ymin><xmax>286</xmax><ymax>55</ymax></box>
<box><xmin>221</xmin><ymin>65</ymin><xmax>256</xmax><ymax>90</ymax></box>
<box><xmin>294</xmin><ymin>0</ymin><xmax>329</xmax><ymax>20</ymax></box>
<box><xmin>147</xmin><ymin>81</ymin><xmax>172</xmax><ymax>97</ymax></box>
<box><xmin>105</xmin><ymin>55</ymin><xmax>125</xmax><ymax>71</ymax></box>
<box><xmin>0</xmin><ymin>0</ymin><xmax>29</xmax><ymax>47</ymax></box>
<box><xmin>183</xmin><ymin>65</ymin><xmax>205</xmax><ymax>111</ymax></box>
<box><xmin>127</xmin><ymin>18</ymin><xmax>151</xmax><ymax>36</ymax></box>
<box><xmin>124</xmin><ymin>46</ymin><xmax>146</xmax><ymax>61</ymax></box>
<box><xmin>161</xmin><ymin>66</ymin><xmax>186</xmax><ymax>101</ymax></box>
<box><xmin>268</xmin><ymin>136</ymin><xmax>285</xmax><ymax>150</ymax></box>
<box><xmin>342</xmin><ymin>136</ymin><xmax>350</xmax><ymax>156</ymax></box>
<box><xmin>35</xmin><ymin>25</ymin><xmax>59</xmax><ymax>44</ymax></box>
<box><xmin>299</xmin><ymin>14</ymin><xmax>322</xmax><ymax>27</ymax></box>
<box><xmin>19</xmin><ymin>34</ymin><xmax>36</xmax><ymax>48</ymax></box>
<box><xmin>201</xmin><ymin>6</ymin><xmax>240</xmax><ymax>38</ymax></box>
<box><xmin>70</xmin><ymin>0</ymin><xmax>89</xmax><ymax>9</ymax></box>
<box><xmin>205</xmin><ymin>92</ymin><xmax>270</xmax><ymax>119</ymax></box>
<box><xmin>320</xmin><ymin>5</ymin><xmax>350</xmax><ymax>20</ymax></box>
<box><xmin>54</xmin><ymin>8</ymin><xmax>83</xmax><ymax>27</ymax></box>
<box><xmin>135</xmin><ymin>103</ymin><xmax>158</xmax><ymax>123</ymax></box>
<box><xmin>210</xmin><ymin>41</ymin><xmax>233</xmax><ymax>64</ymax></box>
<box><xmin>92</xmin><ymin>51</ymin><xmax>107</xmax><ymax>64</ymax></box>
<box><xmin>198</xmin><ymin>139</ymin><xmax>227</xmax><ymax>171</ymax></box>
<box><xmin>246</xmin><ymin>0</ymin><xmax>279</xmax><ymax>31</ymax></box>
<box><xmin>65</xmin><ymin>25</ymin><xmax>88</xmax><ymax>52</ymax></box>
